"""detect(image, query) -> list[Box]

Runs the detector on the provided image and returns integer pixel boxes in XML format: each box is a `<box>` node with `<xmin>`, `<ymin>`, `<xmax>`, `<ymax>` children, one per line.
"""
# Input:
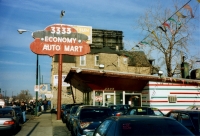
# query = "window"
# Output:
<box><xmin>129</xmin><ymin>109</ymin><xmax>136</xmax><ymax>115</ymax></box>
<box><xmin>95</xmin><ymin>120</ymin><xmax>113</xmax><ymax>135</ymax></box>
<box><xmin>123</xmin><ymin>57</ymin><xmax>128</xmax><ymax>64</ymax></box>
<box><xmin>168</xmin><ymin>96</ymin><xmax>177</xmax><ymax>103</ymax></box>
<box><xmin>95</xmin><ymin>55</ymin><xmax>99</xmax><ymax>66</ymax></box>
<box><xmin>80</xmin><ymin>55</ymin><xmax>86</xmax><ymax>66</ymax></box>
<box><xmin>80</xmin><ymin>109</ymin><xmax>112</xmax><ymax>120</ymax></box>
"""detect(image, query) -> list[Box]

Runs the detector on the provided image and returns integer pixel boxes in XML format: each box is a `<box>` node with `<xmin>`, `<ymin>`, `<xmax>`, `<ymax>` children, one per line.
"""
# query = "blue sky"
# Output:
<box><xmin>0</xmin><ymin>0</ymin><xmax>199</xmax><ymax>97</ymax></box>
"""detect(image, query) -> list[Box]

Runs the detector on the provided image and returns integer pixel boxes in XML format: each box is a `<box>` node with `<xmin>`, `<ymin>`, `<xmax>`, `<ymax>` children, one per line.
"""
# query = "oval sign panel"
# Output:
<box><xmin>30</xmin><ymin>24</ymin><xmax>91</xmax><ymax>56</ymax></box>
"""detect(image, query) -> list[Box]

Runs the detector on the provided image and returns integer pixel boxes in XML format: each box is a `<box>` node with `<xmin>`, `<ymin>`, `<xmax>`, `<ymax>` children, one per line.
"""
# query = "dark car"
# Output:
<box><xmin>71</xmin><ymin>105</ymin><xmax>113</xmax><ymax>136</ymax></box>
<box><xmin>125</xmin><ymin>106</ymin><xmax>164</xmax><ymax>116</ymax></box>
<box><xmin>3</xmin><ymin>106</ymin><xmax>23</xmax><ymax>124</ymax></box>
<box><xmin>61</xmin><ymin>103</ymin><xmax>83</xmax><ymax>123</ymax></box>
<box><xmin>0</xmin><ymin>108</ymin><xmax>20</xmax><ymax>135</ymax></box>
<box><xmin>51</xmin><ymin>103</ymin><xmax>67</xmax><ymax>114</ymax></box>
<box><xmin>12</xmin><ymin>106</ymin><xmax>23</xmax><ymax>123</ymax></box>
<box><xmin>165</xmin><ymin>109</ymin><xmax>200</xmax><ymax>135</ymax></box>
<box><xmin>108</xmin><ymin>104</ymin><xmax>130</xmax><ymax>116</ymax></box>
<box><xmin>66</xmin><ymin>105</ymin><xmax>80</xmax><ymax>131</ymax></box>
<box><xmin>86</xmin><ymin>115</ymin><xmax>194</xmax><ymax>136</ymax></box>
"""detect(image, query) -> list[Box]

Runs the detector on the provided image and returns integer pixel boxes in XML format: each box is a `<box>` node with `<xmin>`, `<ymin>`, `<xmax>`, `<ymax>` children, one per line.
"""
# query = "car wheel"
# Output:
<box><xmin>66</xmin><ymin>123</ymin><xmax>69</xmax><ymax>130</ymax></box>
<box><xmin>68</xmin><ymin>124</ymin><xmax>71</xmax><ymax>131</ymax></box>
<box><xmin>71</xmin><ymin>130</ymin><xmax>75</xmax><ymax>136</ymax></box>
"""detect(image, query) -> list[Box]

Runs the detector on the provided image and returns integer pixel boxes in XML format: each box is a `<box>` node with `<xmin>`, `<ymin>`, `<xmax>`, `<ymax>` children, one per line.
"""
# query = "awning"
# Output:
<box><xmin>64</xmin><ymin>67</ymin><xmax>200</xmax><ymax>93</ymax></box>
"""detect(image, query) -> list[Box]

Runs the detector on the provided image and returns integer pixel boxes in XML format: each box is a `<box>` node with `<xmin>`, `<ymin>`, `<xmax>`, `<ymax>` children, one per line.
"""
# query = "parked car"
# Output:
<box><xmin>51</xmin><ymin>104</ymin><xmax>66</xmax><ymax>114</ymax></box>
<box><xmin>108</xmin><ymin>104</ymin><xmax>130</xmax><ymax>116</ymax></box>
<box><xmin>66</xmin><ymin>105</ymin><xmax>80</xmax><ymax>131</ymax></box>
<box><xmin>61</xmin><ymin>103</ymin><xmax>83</xmax><ymax>123</ymax></box>
<box><xmin>0</xmin><ymin>108</ymin><xmax>20</xmax><ymax>135</ymax></box>
<box><xmin>12</xmin><ymin>106</ymin><xmax>23</xmax><ymax>124</ymax></box>
<box><xmin>3</xmin><ymin>106</ymin><xmax>23</xmax><ymax>124</ymax></box>
<box><xmin>125</xmin><ymin>106</ymin><xmax>165</xmax><ymax>116</ymax></box>
<box><xmin>165</xmin><ymin>109</ymin><xmax>200</xmax><ymax>135</ymax></box>
<box><xmin>86</xmin><ymin>115</ymin><xmax>194</xmax><ymax>136</ymax></box>
<box><xmin>71</xmin><ymin>105</ymin><xmax>113</xmax><ymax>136</ymax></box>
<box><xmin>0</xmin><ymin>99</ymin><xmax>5</xmax><ymax>107</ymax></box>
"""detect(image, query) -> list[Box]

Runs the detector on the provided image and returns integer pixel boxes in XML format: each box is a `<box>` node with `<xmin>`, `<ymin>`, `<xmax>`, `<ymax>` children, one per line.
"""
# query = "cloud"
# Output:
<box><xmin>0</xmin><ymin>60</ymin><xmax>34</xmax><ymax>66</ymax></box>
<box><xmin>0</xmin><ymin>49</ymin><xmax>29</xmax><ymax>55</ymax></box>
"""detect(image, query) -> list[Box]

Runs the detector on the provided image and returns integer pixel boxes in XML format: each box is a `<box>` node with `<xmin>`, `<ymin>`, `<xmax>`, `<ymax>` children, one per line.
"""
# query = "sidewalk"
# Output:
<box><xmin>15</xmin><ymin>111</ymin><xmax>71</xmax><ymax>136</ymax></box>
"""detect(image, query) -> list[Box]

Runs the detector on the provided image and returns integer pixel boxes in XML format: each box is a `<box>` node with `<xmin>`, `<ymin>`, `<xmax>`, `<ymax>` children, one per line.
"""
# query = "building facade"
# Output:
<box><xmin>50</xmin><ymin>29</ymin><xmax>153</xmax><ymax>108</ymax></box>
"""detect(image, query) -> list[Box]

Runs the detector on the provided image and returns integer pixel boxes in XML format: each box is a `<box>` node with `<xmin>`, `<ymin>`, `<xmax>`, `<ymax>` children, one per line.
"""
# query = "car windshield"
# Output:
<box><xmin>80</xmin><ymin>109</ymin><xmax>112</xmax><ymax>120</ymax></box>
<box><xmin>0</xmin><ymin>110</ymin><xmax>14</xmax><ymax>117</ymax></box>
<box><xmin>65</xmin><ymin>105</ymin><xmax>72</xmax><ymax>110</ymax></box>
<box><xmin>129</xmin><ymin>108</ymin><xmax>164</xmax><ymax>116</ymax></box>
<box><xmin>189</xmin><ymin>113</ymin><xmax>199</xmax><ymax>130</ymax></box>
<box><xmin>71</xmin><ymin>106</ymin><xmax>79</xmax><ymax>114</ymax></box>
<box><xmin>13</xmin><ymin>108</ymin><xmax>21</xmax><ymax>113</ymax></box>
<box><xmin>118</xmin><ymin>119</ymin><xmax>192</xmax><ymax>135</ymax></box>
<box><xmin>110</xmin><ymin>105</ymin><xmax>126</xmax><ymax>111</ymax></box>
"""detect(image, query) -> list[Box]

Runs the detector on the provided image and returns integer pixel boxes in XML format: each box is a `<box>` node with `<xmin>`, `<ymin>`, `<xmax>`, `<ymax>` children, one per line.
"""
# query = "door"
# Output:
<box><xmin>103</xmin><ymin>92</ymin><xmax>115</xmax><ymax>106</ymax></box>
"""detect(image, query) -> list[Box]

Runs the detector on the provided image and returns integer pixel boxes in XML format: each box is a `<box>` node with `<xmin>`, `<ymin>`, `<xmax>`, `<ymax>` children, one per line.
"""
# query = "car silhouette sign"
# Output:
<box><xmin>30</xmin><ymin>24</ymin><xmax>91</xmax><ymax>56</ymax></box>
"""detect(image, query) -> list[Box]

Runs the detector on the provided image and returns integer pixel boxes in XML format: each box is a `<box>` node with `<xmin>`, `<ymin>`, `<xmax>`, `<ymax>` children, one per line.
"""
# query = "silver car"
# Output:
<box><xmin>0</xmin><ymin>108</ymin><xmax>20</xmax><ymax>134</ymax></box>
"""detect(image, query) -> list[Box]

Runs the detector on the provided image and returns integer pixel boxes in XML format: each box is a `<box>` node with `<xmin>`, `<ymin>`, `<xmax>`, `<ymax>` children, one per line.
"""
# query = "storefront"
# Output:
<box><xmin>64</xmin><ymin>67</ymin><xmax>157</xmax><ymax>106</ymax></box>
<box><xmin>90</xmin><ymin>90</ymin><xmax>141</xmax><ymax>107</ymax></box>
<box><xmin>65</xmin><ymin>67</ymin><xmax>200</xmax><ymax>113</ymax></box>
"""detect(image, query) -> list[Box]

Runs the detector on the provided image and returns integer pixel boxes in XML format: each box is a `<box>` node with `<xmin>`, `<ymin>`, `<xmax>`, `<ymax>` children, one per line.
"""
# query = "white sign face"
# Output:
<box><xmin>69</xmin><ymin>25</ymin><xmax>92</xmax><ymax>44</ymax></box>
<box><xmin>45</xmin><ymin>94</ymin><xmax>53</xmax><ymax>98</ymax></box>
<box><xmin>34</xmin><ymin>85</ymin><xmax>39</xmax><ymax>91</ymax></box>
<box><xmin>53</xmin><ymin>75</ymin><xmax>70</xmax><ymax>87</ymax></box>
<box><xmin>39</xmin><ymin>84</ymin><xmax>48</xmax><ymax>91</ymax></box>
<box><xmin>34</xmin><ymin>84</ymin><xmax>48</xmax><ymax>92</ymax></box>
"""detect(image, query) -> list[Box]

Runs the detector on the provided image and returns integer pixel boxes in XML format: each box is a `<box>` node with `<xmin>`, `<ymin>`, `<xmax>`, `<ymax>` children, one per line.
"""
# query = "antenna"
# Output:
<box><xmin>60</xmin><ymin>10</ymin><xmax>65</xmax><ymax>23</ymax></box>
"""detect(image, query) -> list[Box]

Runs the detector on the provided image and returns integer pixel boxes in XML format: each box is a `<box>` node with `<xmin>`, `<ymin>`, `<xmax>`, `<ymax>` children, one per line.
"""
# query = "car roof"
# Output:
<box><xmin>0</xmin><ymin>108</ymin><xmax>14</xmax><ymax>111</ymax></box>
<box><xmin>167</xmin><ymin>109</ymin><xmax>200</xmax><ymax>113</ymax></box>
<box><xmin>79</xmin><ymin>105</ymin><xmax>110</xmax><ymax>109</ymax></box>
<box><xmin>65</xmin><ymin>103</ymin><xmax>83</xmax><ymax>105</ymax></box>
<box><xmin>71</xmin><ymin>105</ymin><xmax>80</xmax><ymax>108</ymax></box>
<box><xmin>109</xmin><ymin>104</ymin><xmax>130</xmax><ymax>106</ymax></box>
<box><xmin>4</xmin><ymin>106</ymin><xmax>21</xmax><ymax>108</ymax></box>
<box><xmin>108</xmin><ymin>115</ymin><xmax>173</xmax><ymax>121</ymax></box>
<box><xmin>128</xmin><ymin>106</ymin><xmax>159</xmax><ymax>109</ymax></box>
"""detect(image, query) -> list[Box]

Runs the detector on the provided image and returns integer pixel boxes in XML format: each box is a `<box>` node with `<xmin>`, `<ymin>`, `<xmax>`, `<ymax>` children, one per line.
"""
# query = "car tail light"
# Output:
<box><xmin>3</xmin><ymin>121</ymin><xmax>15</xmax><ymax>125</ymax></box>
<box><xmin>116</xmin><ymin>113</ymin><xmax>121</xmax><ymax>116</ymax></box>
<box><xmin>80</xmin><ymin>121</ymin><xmax>92</xmax><ymax>128</ymax></box>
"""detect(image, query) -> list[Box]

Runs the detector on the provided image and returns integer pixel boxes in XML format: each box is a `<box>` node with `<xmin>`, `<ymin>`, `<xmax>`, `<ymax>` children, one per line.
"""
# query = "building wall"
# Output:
<box><xmin>51</xmin><ymin>53</ymin><xmax>151</xmax><ymax>107</ymax></box>
<box><xmin>142</xmin><ymin>81</ymin><xmax>200</xmax><ymax>114</ymax></box>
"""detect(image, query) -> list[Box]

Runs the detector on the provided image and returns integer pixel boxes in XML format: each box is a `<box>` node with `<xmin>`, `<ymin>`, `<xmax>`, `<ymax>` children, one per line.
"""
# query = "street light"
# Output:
<box><xmin>17</xmin><ymin>29</ymin><xmax>39</xmax><ymax>116</ymax></box>
<box><xmin>17</xmin><ymin>29</ymin><xmax>28</xmax><ymax>34</ymax></box>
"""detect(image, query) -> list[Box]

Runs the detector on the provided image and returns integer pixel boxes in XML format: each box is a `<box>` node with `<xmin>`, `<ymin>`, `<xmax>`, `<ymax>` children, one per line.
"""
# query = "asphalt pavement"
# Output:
<box><xmin>15</xmin><ymin>111</ymin><xmax>71</xmax><ymax>136</ymax></box>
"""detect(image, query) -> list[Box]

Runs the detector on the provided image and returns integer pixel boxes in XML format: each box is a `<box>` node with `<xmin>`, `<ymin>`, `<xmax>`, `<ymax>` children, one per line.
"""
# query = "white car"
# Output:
<box><xmin>0</xmin><ymin>99</ymin><xmax>5</xmax><ymax>108</ymax></box>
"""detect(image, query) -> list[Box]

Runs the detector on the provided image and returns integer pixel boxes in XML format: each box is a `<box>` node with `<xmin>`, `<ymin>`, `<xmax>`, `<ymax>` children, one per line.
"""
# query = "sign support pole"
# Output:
<box><xmin>35</xmin><ymin>54</ymin><xmax>38</xmax><ymax>116</ymax></box>
<box><xmin>57</xmin><ymin>54</ymin><xmax>62</xmax><ymax>120</ymax></box>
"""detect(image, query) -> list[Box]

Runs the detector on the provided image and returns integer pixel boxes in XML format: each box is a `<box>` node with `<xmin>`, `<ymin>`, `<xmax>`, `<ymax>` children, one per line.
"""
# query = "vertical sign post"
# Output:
<box><xmin>29</xmin><ymin>23</ymin><xmax>91</xmax><ymax>119</ymax></box>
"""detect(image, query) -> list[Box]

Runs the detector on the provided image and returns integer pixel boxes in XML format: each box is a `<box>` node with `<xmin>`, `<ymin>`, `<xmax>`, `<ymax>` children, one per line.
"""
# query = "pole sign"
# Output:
<box><xmin>30</xmin><ymin>24</ymin><xmax>91</xmax><ymax>56</ymax></box>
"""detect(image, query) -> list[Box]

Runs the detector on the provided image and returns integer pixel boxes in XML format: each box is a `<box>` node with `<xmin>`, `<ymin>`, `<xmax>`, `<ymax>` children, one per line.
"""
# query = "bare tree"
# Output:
<box><xmin>135</xmin><ymin>0</ymin><xmax>199</xmax><ymax>77</ymax></box>
<box><xmin>17</xmin><ymin>90</ymin><xmax>33</xmax><ymax>103</ymax></box>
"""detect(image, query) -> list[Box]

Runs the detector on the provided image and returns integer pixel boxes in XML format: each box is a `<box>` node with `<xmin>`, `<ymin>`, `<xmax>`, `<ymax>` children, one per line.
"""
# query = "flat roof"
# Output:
<box><xmin>64</xmin><ymin>67</ymin><xmax>200</xmax><ymax>93</ymax></box>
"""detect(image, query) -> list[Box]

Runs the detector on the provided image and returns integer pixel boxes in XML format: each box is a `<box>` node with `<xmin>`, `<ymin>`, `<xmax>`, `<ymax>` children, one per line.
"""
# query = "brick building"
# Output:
<box><xmin>50</xmin><ymin>29</ymin><xmax>154</xmax><ymax>108</ymax></box>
